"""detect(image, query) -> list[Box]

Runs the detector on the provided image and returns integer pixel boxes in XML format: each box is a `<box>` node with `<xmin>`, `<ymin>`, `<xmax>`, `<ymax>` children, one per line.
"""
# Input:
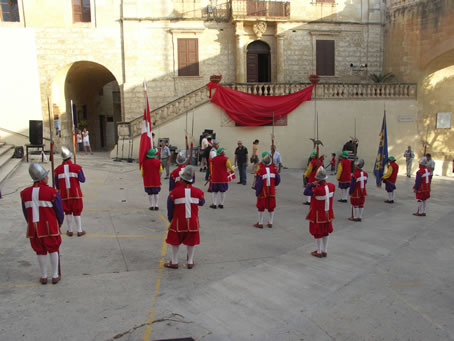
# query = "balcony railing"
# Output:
<box><xmin>202</xmin><ymin>1</ymin><xmax>232</xmax><ymax>20</ymax></box>
<box><xmin>232</xmin><ymin>0</ymin><xmax>290</xmax><ymax>18</ymax></box>
<box><xmin>386</xmin><ymin>0</ymin><xmax>420</xmax><ymax>8</ymax></box>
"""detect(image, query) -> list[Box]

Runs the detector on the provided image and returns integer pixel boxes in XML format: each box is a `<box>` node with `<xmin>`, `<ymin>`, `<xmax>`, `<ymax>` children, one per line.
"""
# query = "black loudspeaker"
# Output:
<box><xmin>29</xmin><ymin>120</ymin><xmax>43</xmax><ymax>145</ymax></box>
<box><xmin>13</xmin><ymin>146</ymin><xmax>24</xmax><ymax>159</ymax></box>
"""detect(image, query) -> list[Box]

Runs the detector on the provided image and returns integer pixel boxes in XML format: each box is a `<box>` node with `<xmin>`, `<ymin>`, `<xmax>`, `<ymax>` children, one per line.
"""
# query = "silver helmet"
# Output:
<box><xmin>179</xmin><ymin>165</ymin><xmax>194</xmax><ymax>183</ymax></box>
<box><xmin>61</xmin><ymin>146</ymin><xmax>73</xmax><ymax>160</ymax></box>
<box><xmin>355</xmin><ymin>159</ymin><xmax>365</xmax><ymax>169</ymax></box>
<box><xmin>176</xmin><ymin>151</ymin><xmax>187</xmax><ymax>165</ymax></box>
<box><xmin>419</xmin><ymin>157</ymin><xmax>428</xmax><ymax>167</ymax></box>
<box><xmin>315</xmin><ymin>166</ymin><xmax>328</xmax><ymax>181</ymax></box>
<box><xmin>29</xmin><ymin>163</ymin><xmax>49</xmax><ymax>182</ymax></box>
<box><xmin>263</xmin><ymin>154</ymin><xmax>272</xmax><ymax>166</ymax></box>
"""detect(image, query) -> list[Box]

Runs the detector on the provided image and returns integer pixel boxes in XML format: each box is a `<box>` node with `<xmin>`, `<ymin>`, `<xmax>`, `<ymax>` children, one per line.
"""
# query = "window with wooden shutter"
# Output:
<box><xmin>0</xmin><ymin>0</ymin><xmax>19</xmax><ymax>22</ymax></box>
<box><xmin>178</xmin><ymin>38</ymin><xmax>199</xmax><ymax>77</ymax></box>
<box><xmin>72</xmin><ymin>0</ymin><xmax>91</xmax><ymax>23</ymax></box>
<box><xmin>316</xmin><ymin>40</ymin><xmax>335</xmax><ymax>76</ymax></box>
<box><xmin>316</xmin><ymin>0</ymin><xmax>335</xmax><ymax>3</ymax></box>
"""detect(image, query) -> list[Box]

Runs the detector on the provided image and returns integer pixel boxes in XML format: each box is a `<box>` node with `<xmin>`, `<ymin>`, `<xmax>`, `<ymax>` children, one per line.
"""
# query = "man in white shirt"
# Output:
<box><xmin>403</xmin><ymin>146</ymin><xmax>415</xmax><ymax>177</ymax></box>
<box><xmin>200</xmin><ymin>134</ymin><xmax>209</xmax><ymax>172</ymax></box>
<box><xmin>271</xmin><ymin>145</ymin><xmax>283</xmax><ymax>173</ymax></box>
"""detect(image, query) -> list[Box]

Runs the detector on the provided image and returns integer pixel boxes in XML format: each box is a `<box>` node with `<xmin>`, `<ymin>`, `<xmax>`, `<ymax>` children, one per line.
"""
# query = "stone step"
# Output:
<box><xmin>0</xmin><ymin>158</ymin><xmax>22</xmax><ymax>187</ymax></box>
<box><xmin>0</xmin><ymin>143</ymin><xmax>14</xmax><ymax>157</ymax></box>
<box><xmin>0</xmin><ymin>149</ymin><xmax>14</xmax><ymax>169</ymax></box>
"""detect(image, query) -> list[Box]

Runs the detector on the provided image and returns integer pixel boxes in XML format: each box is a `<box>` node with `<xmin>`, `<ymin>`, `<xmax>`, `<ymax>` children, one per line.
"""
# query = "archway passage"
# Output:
<box><xmin>63</xmin><ymin>61</ymin><xmax>121</xmax><ymax>151</ymax></box>
<box><xmin>247</xmin><ymin>41</ymin><xmax>271</xmax><ymax>83</ymax></box>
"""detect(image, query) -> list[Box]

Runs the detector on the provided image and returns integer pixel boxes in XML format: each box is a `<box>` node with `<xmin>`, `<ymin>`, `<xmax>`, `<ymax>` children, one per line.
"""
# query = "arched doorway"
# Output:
<box><xmin>247</xmin><ymin>41</ymin><xmax>271</xmax><ymax>82</ymax></box>
<box><xmin>52</xmin><ymin>61</ymin><xmax>121</xmax><ymax>151</ymax></box>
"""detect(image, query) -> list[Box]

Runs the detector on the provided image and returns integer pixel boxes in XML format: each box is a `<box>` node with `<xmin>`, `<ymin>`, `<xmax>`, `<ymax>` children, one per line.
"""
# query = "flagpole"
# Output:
<box><xmin>189</xmin><ymin>110</ymin><xmax>194</xmax><ymax>166</ymax></box>
<box><xmin>70</xmin><ymin>100</ymin><xmax>77</xmax><ymax>164</ymax></box>
<box><xmin>47</xmin><ymin>97</ymin><xmax>55</xmax><ymax>188</ymax></box>
<box><xmin>271</xmin><ymin>112</ymin><xmax>275</xmax><ymax>164</ymax></box>
<box><xmin>143</xmin><ymin>80</ymin><xmax>152</xmax><ymax>149</ymax></box>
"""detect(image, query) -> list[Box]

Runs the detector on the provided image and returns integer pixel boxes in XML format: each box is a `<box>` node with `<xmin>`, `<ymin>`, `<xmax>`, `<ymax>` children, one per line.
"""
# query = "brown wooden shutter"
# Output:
<box><xmin>178</xmin><ymin>38</ymin><xmax>199</xmax><ymax>76</ymax></box>
<box><xmin>247</xmin><ymin>53</ymin><xmax>259</xmax><ymax>82</ymax></box>
<box><xmin>82</xmin><ymin>0</ymin><xmax>91</xmax><ymax>22</ymax></box>
<box><xmin>72</xmin><ymin>0</ymin><xmax>82</xmax><ymax>22</ymax></box>
<box><xmin>316</xmin><ymin>40</ymin><xmax>335</xmax><ymax>76</ymax></box>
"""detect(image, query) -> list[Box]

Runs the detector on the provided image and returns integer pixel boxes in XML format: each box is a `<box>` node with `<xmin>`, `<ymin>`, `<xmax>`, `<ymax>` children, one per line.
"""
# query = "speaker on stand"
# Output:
<box><xmin>29</xmin><ymin>120</ymin><xmax>43</xmax><ymax>145</ymax></box>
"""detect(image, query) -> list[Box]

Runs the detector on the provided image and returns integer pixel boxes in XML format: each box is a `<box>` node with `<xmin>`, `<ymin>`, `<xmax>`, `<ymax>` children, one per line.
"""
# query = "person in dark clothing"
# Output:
<box><xmin>234</xmin><ymin>140</ymin><xmax>248</xmax><ymax>185</ymax></box>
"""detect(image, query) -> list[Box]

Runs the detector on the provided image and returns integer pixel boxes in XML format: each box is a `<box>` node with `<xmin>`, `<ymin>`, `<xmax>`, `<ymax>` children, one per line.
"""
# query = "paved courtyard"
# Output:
<box><xmin>0</xmin><ymin>153</ymin><xmax>453</xmax><ymax>341</ymax></box>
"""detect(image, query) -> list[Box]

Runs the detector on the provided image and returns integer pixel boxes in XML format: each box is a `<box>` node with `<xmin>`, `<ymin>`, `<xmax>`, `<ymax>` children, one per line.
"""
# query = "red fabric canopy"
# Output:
<box><xmin>207</xmin><ymin>82</ymin><xmax>315</xmax><ymax>126</ymax></box>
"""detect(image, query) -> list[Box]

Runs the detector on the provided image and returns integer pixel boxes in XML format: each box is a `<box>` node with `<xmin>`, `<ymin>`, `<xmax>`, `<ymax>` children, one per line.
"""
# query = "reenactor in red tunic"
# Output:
<box><xmin>337</xmin><ymin>151</ymin><xmax>351</xmax><ymax>203</ymax></box>
<box><xmin>209</xmin><ymin>147</ymin><xmax>235</xmax><ymax>209</ymax></box>
<box><xmin>304</xmin><ymin>167</ymin><xmax>335</xmax><ymax>258</ymax></box>
<box><xmin>142</xmin><ymin>148</ymin><xmax>162</xmax><ymax>210</ymax></box>
<box><xmin>164</xmin><ymin>166</ymin><xmax>205</xmax><ymax>269</ymax></box>
<box><xmin>169</xmin><ymin>151</ymin><xmax>188</xmax><ymax>191</ymax></box>
<box><xmin>254</xmin><ymin>152</ymin><xmax>280</xmax><ymax>228</ymax></box>
<box><xmin>303</xmin><ymin>151</ymin><xmax>322</xmax><ymax>205</ymax></box>
<box><xmin>348</xmin><ymin>159</ymin><xmax>368</xmax><ymax>222</ymax></box>
<box><xmin>21</xmin><ymin>163</ymin><xmax>64</xmax><ymax>284</ymax></box>
<box><xmin>413</xmin><ymin>157</ymin><xmax>431</xmax><ymax>216</ymax></box>
<box><xmin>382</xmin><ymin>156</ymin><xmax>399</xmax><ymax>203</ymax></box>
<box><xmin>54</xmin><ymin>146</ymin><xmax>86</xmax><ymax>236</ymax></box>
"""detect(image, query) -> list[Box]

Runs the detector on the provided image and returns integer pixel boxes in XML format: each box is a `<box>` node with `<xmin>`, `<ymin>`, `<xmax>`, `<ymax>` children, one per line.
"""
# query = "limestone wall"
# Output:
<box><xmin>114</xmin><ymin>97</ymin><xmax>453</xmax><ymax>176</ymax></box>
<box><xmin>384</xmin><ymin>0</ymin><xmax>454</xmax><ymax>170</ymax></box>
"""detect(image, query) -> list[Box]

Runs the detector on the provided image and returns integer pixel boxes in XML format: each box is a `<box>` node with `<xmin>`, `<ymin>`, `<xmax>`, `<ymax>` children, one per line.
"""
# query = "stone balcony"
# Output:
<box><xmin>386</xmin><ymin>0</ymin><xmax>420</xmax><ymax>8</ymax></box>
<box><xmin>125</xmin><ymin>82</ymin><xmax>416</xmax><ymax>138</ymax></box>
<box><xmin>231</xmin><ymin>0</ymin><xmax>290</xmax><ymax>19</ymax></box>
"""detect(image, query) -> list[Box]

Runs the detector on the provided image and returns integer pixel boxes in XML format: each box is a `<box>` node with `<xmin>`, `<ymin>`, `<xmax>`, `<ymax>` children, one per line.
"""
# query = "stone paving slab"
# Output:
<box><xmin>0</xmin><ymin>153</ymin><xmax>453</xmax><ymax>341</ymax></box>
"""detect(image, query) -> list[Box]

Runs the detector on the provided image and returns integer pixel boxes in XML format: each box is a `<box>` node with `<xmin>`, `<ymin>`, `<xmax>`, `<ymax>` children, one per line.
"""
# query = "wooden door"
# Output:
<box><xmin>247</xmin><ymin>53</ymin><xmax>259</xmax><ymax>82</ymax></box>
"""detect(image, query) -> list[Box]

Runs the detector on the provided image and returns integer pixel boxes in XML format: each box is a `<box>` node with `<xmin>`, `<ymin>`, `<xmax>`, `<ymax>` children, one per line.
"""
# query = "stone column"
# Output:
<box><xmin>235</xmin><ymin>22</ymin><xmax>246</xmax><ymax>83</ymax></box>
<box><xmin>276</xmin><ymin>35</ymin><xmax>285</xmax><ymax>83</ymax></box>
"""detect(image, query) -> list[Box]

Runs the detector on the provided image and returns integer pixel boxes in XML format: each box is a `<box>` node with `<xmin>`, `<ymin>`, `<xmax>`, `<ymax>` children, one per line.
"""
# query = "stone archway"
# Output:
<box><xmin>418</xmin><ymin>49</ymin><xmax>454</xmax><ymax>175</ymax></box>
<box><xmin>247</xmin><ymin>40</ymin><xmax>271</xmax><ymax>82</ymax></box>
<box><xmin>52</xmin><ymin>61</ymin><xmax>121</xmax><ymax>151</ymax></box>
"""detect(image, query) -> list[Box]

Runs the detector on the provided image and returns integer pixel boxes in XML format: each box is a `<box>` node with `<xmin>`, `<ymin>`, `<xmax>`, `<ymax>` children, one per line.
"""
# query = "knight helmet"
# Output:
<box><xmin>29</xmin><ymin>163</ymin><xmax>49</xmax><ymax>182</ymax></box>
<box><xmin>314</xmin><ymin>166</ymin><xmax>328</xmax><ymax>181</ymax></box>
<box><xmin>179</xmin><ymin>165</ymin><xmax>194</xmax><ymax>183</ymax></box>
<box><xmin>61</xmin><ymin>146</ymin><xmax>73</xmax><ymax>161</ymax></box>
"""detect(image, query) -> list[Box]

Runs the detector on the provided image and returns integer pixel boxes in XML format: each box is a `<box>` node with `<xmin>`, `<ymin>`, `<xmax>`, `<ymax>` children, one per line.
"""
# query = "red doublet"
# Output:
<box><xmin>170</xmin><ymin>165</ymin><xmax>185</xmax><ymax>188</ymax></box>
<box><xmin>338</xmin><ymin>158</ymin><xmax>351</xmax><ymax>184</ymax></box>
<box><xmin>384</xmin><ymin>161</ymin><xmax>399</xmax><ymax>184</ymax></box>
<box><xmin>54</xmin><ymin>160</ymin><xmax>83</xmax><ymax>215</ymax></box>
<box><xmin>256</xmin><ymin>164</ymin><xmax>278</xmax><ymax>212</ymax></box>
<box><xmin>210</xmin><ymin>155</ymin><xmax>229</xmax><ymax>183</ymax></box>
<box><xmin>306</xmin><ymin>181</ymin><xmax>335</xmax><ymax>239</ymax></box>
<box><xmin>142</xmin><ymin>158</ymin><xmax>161</xmax><ymax>188</ymax></box>
<box><xmin>20</xmin><ymin>183</ymin><xmax>62</xmax><ymax>254</ymax></box>
<box><xmin>166</xmin><ymin>184</ymin><xmax>204</xmax><ymax>246</ymax></box>
<box><xmin>350</xmin><ymin>169</ymin><xmax>368</xmax><ymax>208</ymax></box>
<box><xmin>308</xmin><ymin>158</ymin><xmax>322</xmax><ymax>184</ymax></box>
<box><xmin>415</xmin><ymin>166</ymin><xmax>431</xmax><ymax>201</ymax></box>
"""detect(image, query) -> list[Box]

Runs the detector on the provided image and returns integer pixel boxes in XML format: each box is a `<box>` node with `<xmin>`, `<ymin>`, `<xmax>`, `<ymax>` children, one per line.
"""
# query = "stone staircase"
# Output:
<box><xmin>0</xmin><ymin>142</ymin><xmax>22</xmax><ymax>187</ymax></box>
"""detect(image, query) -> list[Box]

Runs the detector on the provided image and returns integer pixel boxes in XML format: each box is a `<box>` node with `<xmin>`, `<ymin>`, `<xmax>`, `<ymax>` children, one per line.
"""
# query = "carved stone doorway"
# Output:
<box><xmin>247</xmin><ymin>41</ymin><xmax>271</xmax><ymax>82</ymax></box>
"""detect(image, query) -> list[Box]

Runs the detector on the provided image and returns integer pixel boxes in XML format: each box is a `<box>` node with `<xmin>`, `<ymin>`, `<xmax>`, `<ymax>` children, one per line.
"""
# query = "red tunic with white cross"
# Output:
<box><xmin>415</xmin><ymin>166</ymin><xmax>431</xmax><ymax>201</ymax></box>
<box><xmin>166</xmin><ymin>184</ymin><xmax>205</xmax><ymax>246</ymax></box>
<box><xmin>54</xmin><ymin>160</ymin><xmax>84</xmax><ymax>214</ymax></box>
<box><xmin>169</xmin><ymin>165</ymin><xmax>186</xmax><ymax>190</ymax></box>
<box><xmin>306</xmin><ymin>181</ymin><xmax>336</xmax><ymax>239</ymax></box>
<box><xmin>256</xmin><ymin>164</ymin><xmax>278</xmax><ymax>212</ymax></box>
<box><xmin>350</xmin><ymin>169</ymin><xmax>368</xmax><ymax>207</ymax></box>
<box><xmin>21</xmin><ymin>183</ymin><xmax>61</xmax><ymax>238</ymax></box>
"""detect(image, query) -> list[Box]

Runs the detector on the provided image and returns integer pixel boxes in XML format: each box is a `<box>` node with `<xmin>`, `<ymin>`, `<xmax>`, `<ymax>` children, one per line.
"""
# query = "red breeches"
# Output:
<box><xmin>62</xmin><ymin>199</ymin><xmax>83</xmax><ymax>215</ymax></box>
<box><xmin>30</xmin><ymin>235</ymin><xmax>62</xmax><ymax>255</ymax></box>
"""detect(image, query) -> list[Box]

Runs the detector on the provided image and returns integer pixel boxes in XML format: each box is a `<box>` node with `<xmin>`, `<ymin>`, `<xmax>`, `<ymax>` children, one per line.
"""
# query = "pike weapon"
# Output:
<box><xmin>47</xmin><ymin>97</ymin><xmax>55</xmax><ymax>188</ymax></box>
<box><xmin>70</xmin><ymin>100</ymin><xmax>77</xmax><ymax>164</ymax></box>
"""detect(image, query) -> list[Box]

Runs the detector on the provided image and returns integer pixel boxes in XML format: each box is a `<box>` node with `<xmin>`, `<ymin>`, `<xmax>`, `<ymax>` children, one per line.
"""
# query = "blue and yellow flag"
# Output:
<box><xmin>373</xmin><ymin>112</ymin><xmax>388</xmax><ymax>187</ymax></box>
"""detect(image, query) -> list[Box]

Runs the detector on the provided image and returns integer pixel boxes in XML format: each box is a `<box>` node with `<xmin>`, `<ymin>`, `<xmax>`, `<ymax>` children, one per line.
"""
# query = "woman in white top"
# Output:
<box><xmin>82</xmin><ymin>128</ymin><xmax>93</xmax><ymax>155</ymax></box>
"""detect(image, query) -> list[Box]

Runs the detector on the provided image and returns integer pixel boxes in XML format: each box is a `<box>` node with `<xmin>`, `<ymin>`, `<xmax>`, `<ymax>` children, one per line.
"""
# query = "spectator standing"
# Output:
<box><xmin>404</xmin><ymin>146</ymin><xmax>415</xmax><ymax>178</ymax></box>
<box><xmin>82</xmin><ymin>128</ymin><xmax>93</xmax><ymax>155</ymax></box>
<box><xmin>234</xmin><ymin>141</ymin><xmax>248</xmax><ymax>185</ymax></box>
<box><xmin>160</xmin><ymin>141</ymin><xmax>171</xmax><ymax>179</ymax></box>
<box><xmin>200</xmin><ymin>134</ymin><xmax>209</xmax><ymax>172</ymax></box>
<box><xmin>271</xmin><ymin>145</ymin><xmax>283</xmax><ymax>173</ymax></box>
<box><xmin>76</xmin><ymin>130</ymin><xmax>83</xmax><ymax>151</ymax></box>
<box><xmin>425</xmin><ymin>153</ymin><xmax>435</xmax><ymax>180</ymax></box>
<box><xmin>250</xmin><ymin>139</ymin><xmax>260</xmax><ymax>174</ymax></box>
<box><xmin>330</xmin><ymin>153</ymin><xmax>336</xmax><ymax>175</ymax></box>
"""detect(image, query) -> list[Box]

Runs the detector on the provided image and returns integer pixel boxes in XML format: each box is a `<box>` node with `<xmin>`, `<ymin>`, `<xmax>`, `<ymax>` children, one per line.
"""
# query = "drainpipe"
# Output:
<box><xmin>120</xmin><ymin>0</ymin><xmax>126</xmax><ymax>121</ymax></box>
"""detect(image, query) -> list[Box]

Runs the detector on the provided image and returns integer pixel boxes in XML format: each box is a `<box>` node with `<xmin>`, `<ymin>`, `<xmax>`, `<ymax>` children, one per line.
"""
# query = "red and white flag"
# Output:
<box><xmin>138</xmin><ymin>88</ymin><xmax>153</xmax><ymax>169</ymax></box>
<box><xmin>227</xmin><ymin>166</ymin><xmax>237</xmax><ymax>182</ymax></box>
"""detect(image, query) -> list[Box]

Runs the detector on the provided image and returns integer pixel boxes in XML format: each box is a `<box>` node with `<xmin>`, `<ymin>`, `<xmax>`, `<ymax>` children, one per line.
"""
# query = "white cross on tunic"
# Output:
<box><xmin>58</xmin><ymin>164</ymin><xmax>78</xmax><ymax>188</ymax></box>
<box><xmin>422</xmin><ymin>168</ymin><xmax>431</xmax><ymax>184</ymax></box>
<box><xmin>315</xmin><ymin>185</ymin><xmax>334</xmax><ymax>211</ymax></box>
<box><xmin>175</xmin><ymin>166</ymin><xmax>186</xmax><ymax>182</ymax></box>
<box><xmin>262</xmin><ymin>167</ymin><xmax>276</xmax><ymax>186</ymax></box>
<box><xmin>23</xmin><ymin>188</ymin><xmax>53</xmax><ymax>222</ymax></box>
<box><xmin>357</xmin><ymin>171</ymin><xmax>368</xmax><ymax>189</ymax></box>
<box><xmin>174</xmin><ymin>188</ymin><xmax>199</xmax><ymax>218</ymax></box>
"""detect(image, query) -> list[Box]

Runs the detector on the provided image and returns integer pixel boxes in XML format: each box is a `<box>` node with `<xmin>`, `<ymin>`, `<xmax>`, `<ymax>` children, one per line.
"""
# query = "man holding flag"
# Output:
<box><xmin>373</xmin><ymin>112</ymin><xmax>389</xmax><ymax>189</ymax></box>
<box><xmin>139</xmin><ymin>82</ymin><xmax>153</xmax><ymax>171</ymax></box>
